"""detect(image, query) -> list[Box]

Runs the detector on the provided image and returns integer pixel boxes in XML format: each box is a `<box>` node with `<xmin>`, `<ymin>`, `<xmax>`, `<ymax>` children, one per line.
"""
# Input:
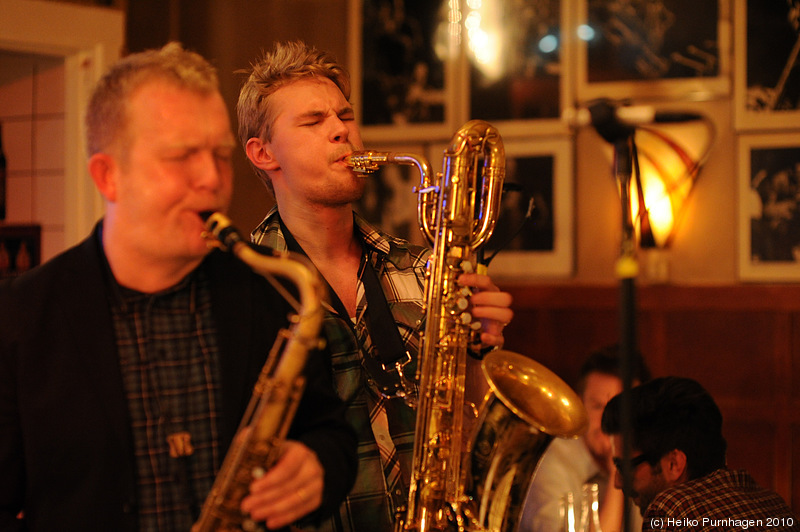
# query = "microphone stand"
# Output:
<box><xmin>614</xmin><ymin>136</ymin><xmax>637</xmax><ymax>532</ymax></box>
<box><xmin>588</xmin><ymin>100</ymin><xmax>639</xmax><ymax>532</ymax></box>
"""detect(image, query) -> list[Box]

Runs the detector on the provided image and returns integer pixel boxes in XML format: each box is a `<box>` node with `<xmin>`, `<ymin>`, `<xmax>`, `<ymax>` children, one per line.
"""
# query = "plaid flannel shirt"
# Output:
<box><xmin>643</xmin><ymin>468</ymin><xmax>798</xmax><ymax>531</ymax></box>
<box><xmin>252</xmin><ymin>206</ymin><xmax>430</xmax><ymax>532</ymax></box>
<box><xmin>112</xmin><ymin>271</ymin><xmax>222</xmax><ymax>531</ymax></box>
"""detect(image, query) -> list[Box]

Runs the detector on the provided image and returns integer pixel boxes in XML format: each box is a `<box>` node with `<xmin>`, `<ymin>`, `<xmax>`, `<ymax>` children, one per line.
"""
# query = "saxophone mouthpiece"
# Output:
<box><xmin>201</xmin><ymin>212</ymin><xmax>242</xmax><ymax>251</ymax></box>
<box><xmin>344</xmin><ymin>151</ymin><xmax>381</xmax><ymax>174</ymax></box>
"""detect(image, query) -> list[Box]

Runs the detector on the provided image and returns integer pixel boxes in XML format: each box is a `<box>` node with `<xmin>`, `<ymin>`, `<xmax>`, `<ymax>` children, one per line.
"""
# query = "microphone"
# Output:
<box><xmin>563</xmin><ymin>99</ymin><xmax>704</xmax><ymax>143</ymax></box>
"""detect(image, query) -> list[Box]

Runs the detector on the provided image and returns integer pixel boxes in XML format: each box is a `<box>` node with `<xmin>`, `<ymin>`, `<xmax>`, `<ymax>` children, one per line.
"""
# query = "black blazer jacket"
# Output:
<box><xmin>0</xmin><ymin>223</ymin><xmax>357</xmax><ymax>531</ymax></box>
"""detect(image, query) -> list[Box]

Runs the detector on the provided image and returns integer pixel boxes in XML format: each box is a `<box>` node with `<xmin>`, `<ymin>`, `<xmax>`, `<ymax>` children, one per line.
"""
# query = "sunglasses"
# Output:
<box><xmin>612</xmin><ymin>454</ymin><xmax>652</xmax><ymax>474</ymax></box>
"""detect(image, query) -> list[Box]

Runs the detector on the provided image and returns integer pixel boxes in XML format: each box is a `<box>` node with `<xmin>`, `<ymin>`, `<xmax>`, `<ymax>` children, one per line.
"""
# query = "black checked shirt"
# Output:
<box><xmin>112</xmin><ymin>270</ymin><xmax>222</xmax><ymax>531</ymax></box>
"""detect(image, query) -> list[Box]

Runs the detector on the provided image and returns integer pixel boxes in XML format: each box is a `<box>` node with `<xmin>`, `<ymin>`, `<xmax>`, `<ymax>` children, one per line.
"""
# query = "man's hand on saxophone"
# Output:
<box><xmin>241</xmin><ymin>440</ymin><xmax>325</xmax><ymax>530</ymax></box>
<box><xmin>458</xmin><ymin>272</ymin><xmax>514</xmax><ymax>350</ymax></box>
<box><xmin>459</xmin><ymin>271</ymin><xmax>515</xmax><ymax>445</ymax></box>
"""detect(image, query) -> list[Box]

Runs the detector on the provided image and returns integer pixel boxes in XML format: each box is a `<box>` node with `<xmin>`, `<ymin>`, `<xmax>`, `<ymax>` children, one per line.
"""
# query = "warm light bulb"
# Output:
<box><xmin>641</xmin><ymin>171</ymin><xmax>675</xmax><ymax>247</ymax></box>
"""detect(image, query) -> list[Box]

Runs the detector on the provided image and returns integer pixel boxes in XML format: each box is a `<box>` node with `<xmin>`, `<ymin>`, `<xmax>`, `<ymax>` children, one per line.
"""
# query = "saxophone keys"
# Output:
<box><xmin>241</xmin><ymin>517</ymin><xmax>262</xmax><ymax>531</ymax></box>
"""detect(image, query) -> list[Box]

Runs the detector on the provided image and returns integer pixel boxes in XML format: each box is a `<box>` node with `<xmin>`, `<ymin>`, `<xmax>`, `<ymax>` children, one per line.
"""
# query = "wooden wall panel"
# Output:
<box><xmin>793</xmin><ymin>314</ymin><xmax>800</xmax><ymax>403</ymax></box>
<box><xmin>501</xmin><ymin>284</ymin><xmax>800</xmax><ymax>512</ymax></box>
<box><xmin>660</xmin><ymin>311</ymin><xmax>778</xmax><ymax>401</ymax></box>
<box><xmin>793</xmin><ymin>424</ymin><xmax>800</xmax><ymax>513</ymax></box>
<box><xmin>504</xmin><ymin>308</ymin><xmax>620</xmax><ymax>389</ymax></box>
<box><xmin>723</xmin><ymin>419</ymin><xmax>777</xmax><ymax>492</ymax></box>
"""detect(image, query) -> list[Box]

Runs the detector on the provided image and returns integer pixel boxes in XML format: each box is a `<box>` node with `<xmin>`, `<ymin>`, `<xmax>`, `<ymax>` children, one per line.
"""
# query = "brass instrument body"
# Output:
<box><xmin>192</xmin><ymin>213</ymin><xmax>325</xmax><ymax>532</ymax></box>
<box><xmin>345</xmin><ymin>120</ymin><xmax>587</xmax><ymax>532</ymax></box>
<box><xmin>404</xmin><ymin>120</ymin><xmax>506</xmax><ymax>532</ymax></box>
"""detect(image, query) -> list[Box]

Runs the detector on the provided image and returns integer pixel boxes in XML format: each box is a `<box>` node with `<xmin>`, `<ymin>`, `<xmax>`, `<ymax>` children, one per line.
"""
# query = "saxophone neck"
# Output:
<box><xmin>344</xmin><ymin>151</ymin><xmax>432</xmax><ymax>182</ymax></box>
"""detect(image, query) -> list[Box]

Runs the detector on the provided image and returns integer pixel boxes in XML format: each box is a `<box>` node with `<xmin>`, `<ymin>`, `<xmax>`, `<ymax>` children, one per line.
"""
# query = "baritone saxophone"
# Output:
<box><xmin>345</xmin><ymin>120</ymin><xmax>588</xmax><ymax>532</ymax></box>
<box><xmin>192</xmin><ymin>212</ymin><xmax>325</xmax><ymax>532</ymax></box>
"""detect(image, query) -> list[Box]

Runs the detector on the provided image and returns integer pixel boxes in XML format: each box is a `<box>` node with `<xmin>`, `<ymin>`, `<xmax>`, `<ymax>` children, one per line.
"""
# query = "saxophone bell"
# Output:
<box><xmin>469</xmin><ymin>351</ymin><xmax>587</xmax><ymax>532</ymax></box>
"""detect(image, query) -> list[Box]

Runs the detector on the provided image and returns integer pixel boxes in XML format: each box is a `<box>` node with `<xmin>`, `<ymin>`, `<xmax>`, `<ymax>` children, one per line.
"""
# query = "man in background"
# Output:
<box><xmin>520</xmin><ymin>345</ymin><xmax>650</xmax><ymax>532</ymax></box>
<box><xmin>602</xmin><ymin>376</ymin><xmax>798</xmax><ymax>531</ymax></box>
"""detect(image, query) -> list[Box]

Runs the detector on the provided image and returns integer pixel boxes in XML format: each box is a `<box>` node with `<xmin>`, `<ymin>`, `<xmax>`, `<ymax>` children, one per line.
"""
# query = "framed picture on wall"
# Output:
<box><xmin>348</xmin><ymin>0</ymin><xmax>458</xmax><ymax>142</ymax></box>
<box><xmin>484</xmin><ymin>137</ymin><xmax>574</xmax><ymax>278</ymax></box>
<box><xmin>425</xmin><ymin>137</ymin><xmax>574</xmax><ymax>279</ymax></box>
<box><xmin>738</xmin><ymin>132</ymin><xmax>800</xmax><ymax>281</ymax></box>
<box><xmin>575</xmin><ymin>0</ymin><xmax>731</xmax><ymax>102</ymax></box>
<box><xmin>733</xmin><ymin>0</ymin><xmax>800</xmax><ymax>130</ymax></box>
<box><xmin>460</xmin><ymin>0</ymin><xmax>570</xmax><ymax>137</ymax></box>
<box><xmin>354</xmin><ymin>136</ymin><xmax>574</xmax><ymax>278</ymax></box>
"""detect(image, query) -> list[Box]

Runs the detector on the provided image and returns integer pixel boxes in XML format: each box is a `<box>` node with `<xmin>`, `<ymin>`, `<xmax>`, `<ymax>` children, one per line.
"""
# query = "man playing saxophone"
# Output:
<box><xmin>237</xmin><ymin>40</ymin><xmax>514</xmax><ymax>532</ymax></box>
<box><xmin>0</xmin><ymin>43</ymin><xmax>357</xmax><ymax>532</ymax></box>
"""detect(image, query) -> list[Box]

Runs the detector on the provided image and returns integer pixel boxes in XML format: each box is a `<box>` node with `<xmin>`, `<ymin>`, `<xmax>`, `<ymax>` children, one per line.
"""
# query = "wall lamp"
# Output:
<box><xmin>627</xmin><ymin>119</ymin><xmax>715</xmax><ymax>248</ymax></box>
<box><xmin>570</xmin><ymin>99</ymin><xmax>716</xmax><ymax>250</ymax></box>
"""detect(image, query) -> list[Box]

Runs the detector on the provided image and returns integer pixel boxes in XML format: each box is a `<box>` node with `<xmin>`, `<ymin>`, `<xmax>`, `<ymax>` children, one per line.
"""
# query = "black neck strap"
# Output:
<box><xmin>360</xmin><ymin>257</ymin><xmax>410</xmax><ymax>368</ymax></box>
<box><xmin>278</xmin><ymin>215</ymin><xmax>411</xmax><ymax>395</ymax></box>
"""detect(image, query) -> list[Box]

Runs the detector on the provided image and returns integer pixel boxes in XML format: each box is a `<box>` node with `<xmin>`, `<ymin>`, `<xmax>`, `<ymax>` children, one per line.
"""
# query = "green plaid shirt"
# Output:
<box><xmin>252</xmin><ymin>206</ymin><xmax>429</xmax><ymax>532</ymax></box>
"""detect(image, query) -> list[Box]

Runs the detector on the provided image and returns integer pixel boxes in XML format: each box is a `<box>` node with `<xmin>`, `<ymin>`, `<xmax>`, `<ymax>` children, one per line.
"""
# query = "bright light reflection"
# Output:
<box><xmin>577</xmin><ymin>24</ymin><xmax>595</xmax><ymax>41</ymax></box>
<box><xmin>435</xmin><ymin>1</ymin><xmax>461</xmax><ymax>60</ymax></box>
<box><xmin>539</xmin><ymin>34</ymin><xmax>558</xmax><ymax>53</ymax></box>
<box><xmin>465</xmin><ymin>10</ymin><xmax>481</xmax><ymax>30</ymax></box>
<box><xmin>566</xmin><ymin>493</ymin><xmax>576</xmax><ymax>532</ymax></box>
<box><xmin>468</xmin><ymin>27</ymin><xmax>488</xmax><ymax>52</ymax></box>
<box><xmin>463</xmin><ymin>1</ymin><xmax>504</xmax><ymax>80</ymax></box>
<box><xmin>600</xmin><ymin>122</ymin><xmax>711</xmax><ymax>248</ymax></box>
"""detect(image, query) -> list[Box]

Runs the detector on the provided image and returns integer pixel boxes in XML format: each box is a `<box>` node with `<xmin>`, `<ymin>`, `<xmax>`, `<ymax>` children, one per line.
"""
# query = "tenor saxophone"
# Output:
<box><xmin>192</xmin><ymin>212</ymin><xmax>325</xmax><ymax>532</ymax></box>
<box><xmin>345</xmin><ymin>121</ymin><xmax>588</xmax><ymax>532</ymax></box>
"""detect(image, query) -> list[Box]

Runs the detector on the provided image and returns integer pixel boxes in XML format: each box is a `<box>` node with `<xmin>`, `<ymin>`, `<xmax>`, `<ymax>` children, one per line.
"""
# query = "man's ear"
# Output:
<box><xmin>662</xmin><ymin>449</ymin><xmax>688</xmax><ymax>484</ymax></box>
<box><xmin>88</xmin><ymin>153</ymin><xmax>118</xmax><ymax>202</ymax></box>
<box><xmin>245</xmin><ymin>137</ymin><xmax>280</xmax><ymax>171</ymax></box>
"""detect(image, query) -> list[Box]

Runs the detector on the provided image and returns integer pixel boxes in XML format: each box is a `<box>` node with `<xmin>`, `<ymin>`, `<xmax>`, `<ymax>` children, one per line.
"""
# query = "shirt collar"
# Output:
<box><xmin>251</xmin><ymin>205</ymin><xmax>426</xmax><ymax>270</ymax></box>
